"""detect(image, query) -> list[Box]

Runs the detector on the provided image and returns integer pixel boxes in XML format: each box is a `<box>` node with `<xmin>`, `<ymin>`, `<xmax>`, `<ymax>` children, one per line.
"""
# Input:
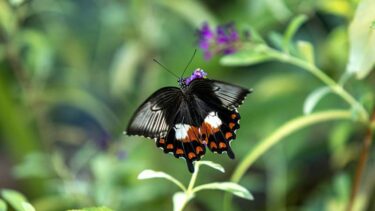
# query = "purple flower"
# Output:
<box><xmin>184</xmin><ymin>68</ymin><xmax>208</xmax><ymax>85</ymax></box>
<box><xmin>198</xmin><ymin>22</ymin><xmax>243</xmax><ymax>60</ymax></box>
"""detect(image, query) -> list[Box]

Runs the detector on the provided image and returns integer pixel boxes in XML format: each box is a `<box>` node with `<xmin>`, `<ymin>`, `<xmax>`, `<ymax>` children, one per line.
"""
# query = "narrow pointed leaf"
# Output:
<box><xmin>1</xmin><ymin>189</ymin><xmax>27</xmax><ymax>211</ymax></box>
<box><xmin>303</xmin><ymin>87</ymin><xmax>331</xmax><ymax>114</ymax></box>
<box><xmin>193</xmin><ymin>182</ymin><xmax>253</xmax><ymax>200</ymax></box>
<box><xmin>197</xmin><ymin>161</ymin><xmax>225</xmax><ymax>173</ymax></box>
<box><xmin>138</xmin><ymin>170</ymin><xmax>186</xmax><ymax>191</ymax></box>
<box><xmin>220</xmin><ymin>44</ymin><xmax>273</xmax><ymax>66</ymax></box>
<box><xmin>283</xmin><ymin>15</ymin><xmax>308</xmax><ymax>53</ymax></box>
<box><xmin>297</xmin><ymin>41</ymin><xmax>314</xmax><ymax>64</ymax></box>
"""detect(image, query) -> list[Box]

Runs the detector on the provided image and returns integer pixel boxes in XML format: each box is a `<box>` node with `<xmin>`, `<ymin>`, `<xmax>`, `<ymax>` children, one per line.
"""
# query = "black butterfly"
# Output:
<box><xmin>126</xmin><ymin>68</ymin><xmax>252</xmax><ymax>172</ymax></box>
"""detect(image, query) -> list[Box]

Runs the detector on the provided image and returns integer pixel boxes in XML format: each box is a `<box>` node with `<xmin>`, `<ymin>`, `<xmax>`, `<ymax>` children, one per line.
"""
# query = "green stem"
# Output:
<box><xmin>267</xmin><ymin>48</ymin><xmax>369</xmax><ymax>122</ymax></box>
<box><xmin>231</xmin><ymin>110</ymin><xmax>352</xmax><ymax>182</ymax></box>
<box><xmin>187</xmin><ymin>163</ymin><xmax>200</xmax><ymax>192</ymax></box>
<box><xmin>178</xmin><ymin>162</ymin><xmax>201</xmax><ymax>211</ymax></box>
<box><xmin>224</xmin><ymin>110</ymin><xmax>353</xmax><ymax>210</ymax></box>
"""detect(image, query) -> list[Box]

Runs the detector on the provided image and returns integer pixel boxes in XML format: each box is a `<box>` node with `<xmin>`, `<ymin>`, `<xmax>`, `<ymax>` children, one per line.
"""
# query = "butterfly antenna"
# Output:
<box><xmin>153</xmin><ymin>59</ymin><xmax>179</xmax><ymax>79</ymax></box>
<box><xmin>181</xmin><ymin>49</ymin><xmax>197</xmax><ymax>78</ymax></box>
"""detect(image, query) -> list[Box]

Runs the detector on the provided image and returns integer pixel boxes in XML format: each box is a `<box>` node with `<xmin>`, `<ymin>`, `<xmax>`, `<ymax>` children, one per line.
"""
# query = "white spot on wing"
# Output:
<box><xmin>174</xmin><ymin>124</ymin><xmax>190</xmax><ymax>140</ymax></box>
<box><xmin>204</xmin><ymin>111</ymin><xmax>222</xmax><ymax>128</ymax></box>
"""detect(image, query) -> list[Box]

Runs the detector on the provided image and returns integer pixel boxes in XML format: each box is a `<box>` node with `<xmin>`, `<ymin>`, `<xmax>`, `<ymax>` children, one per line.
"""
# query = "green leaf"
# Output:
<box><xmin>110</xmin><ymin>42</ymin><xmax>145</xmax><ymax>98</ymax></box>
<box><xmin>0</xmin><ymin>1</ymin><xmax>17</xmax><ymax>36</ymax></box>
<box><xmin>138</xmin><ymin>170</ymin><xmax>186</xmax><ymax>191</ymax></box>
<box><xmin>347</xmin><ymin>0</ymin><xmax>375</xmax><ymax>79</ymax></box>
<box><xmin>297</xmin><ymin>41</ymin><xmax>315</xmax><ymax>64</ymax></box>
<box><xmin>303</xmin><ymin>87</ymin><xmax>331</xmax><ymax>114</ymax></box>
<box><xmin>67</xmin><ymin>207</ymin><xmax>114</xmax><ymax>211</ymax></box>
<box><xmin>172</xmin><ymin>192</ymin><xmax>193</xmax><ymax>211</ymax></box>
<box><xmin>0</xmin><ymin>199</ymin><xmax>7</xmax><ymax>211</ymax></box>
<box><xmin>1</xmin><ymin>189</ymin><xmax>27</xmax><ymax>211</ymax></box>
<box><xmin>21</xmin><ymin>202</ymin><xmax>35</xmax><ymax>211</ymax></box>
<box><xmin>220</xmin><ymin>44</ymin><xmax>273</xmax><ymax>66</ymax></box>
<box><xmin>283</xmin><ymin>15</ymin><xmax>308</xmax><ymax>53</ymax></box>
<box><xmin>197</xmin><ymin>161</ymin><xmax>224</xmax><ymax>173</ymax></box>
<box><xmin>157</xmin><ymin>0</ymin><xmax>216</xmax><ymax>27</ymax></box>
<box><xmin>268</xmin><ymin>31</ymin><xmax>284</xmax><ymax>50</ymax></box>
<box><xmin>245</xmin><ymin>25</ymin><xmax>265</xmax><ymax>43</ymax></box>
<box><xmin>193</xmin><ymin>182</ymin><xmax>253</xmax><ymax>200</ymax></box>
<box><xmin>317</xmin><ymin>0</ymin><xmax>354</xmax><ymax>18</ymax></box>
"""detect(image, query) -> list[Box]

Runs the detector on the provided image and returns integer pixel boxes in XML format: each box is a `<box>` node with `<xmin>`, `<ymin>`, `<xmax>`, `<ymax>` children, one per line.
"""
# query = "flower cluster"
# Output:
<box><xmin>184</xmin><ymin>68</ymin><xmax>208</xmax><ymax>85</ymax></box>
<box><xmin>198</xmin><ymin>22</ymin><xmax>242</xmax><ymax>60</ymax></box>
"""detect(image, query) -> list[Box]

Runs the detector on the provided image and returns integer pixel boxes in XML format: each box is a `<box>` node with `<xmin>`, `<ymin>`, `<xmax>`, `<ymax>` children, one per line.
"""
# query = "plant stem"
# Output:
<box><xmin>347</xmin><ymin>108</ymin><xmax>375</xmax><ymax>211</ymax></box>
<box><xmin>224</xmin><ymin>110</ymin><xmax>353</xmax><ymax>210</ymax></box>
<box><xmin>266</xmin><ymin>48</ymin><xmax>370</xmax><ymax>122</ymax></box>
<box><xmin>179</xmin><ymin>162</ymin><xmax>201</xmax><ymax>211</ymax></box>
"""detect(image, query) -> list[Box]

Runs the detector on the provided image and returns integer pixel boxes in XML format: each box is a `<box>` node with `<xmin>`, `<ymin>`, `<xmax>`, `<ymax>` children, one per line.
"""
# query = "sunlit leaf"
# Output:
<box><xmin>303</xmin><ymin>87</ymin><xmax>331</xmax><ymax>114</ymax></box>
<box><xmin>297</xmin><ymin>41</ymin><xmax>314</xmax><ymax>64</ymax></box>
<box><xmin>347</xmin><ymin>0</ymin><xmax>375</xmax><ymax>79</ymax></box>
<box><xmin>1</xmin><ymin>189</ymin><xmax>27</xmax><ymax>211</ymax></box>
<box><xmin>138</xmin><ymin>170</ymin><xmax>186</xmax><ymax>191</ymax></box>
<box><xmin>172</xmin><ymin>192</ymin><xmax>193</xmax><ymax>211</ymax></box>
<box><xmin>0</xmin><ymin>199</ymin><xmax>7</xmax><ymax>211</ymax></box>
<box><xmin>197</xmin><ymin>161</ymin><xmax>225</xmax><ymax>173</ymax></box>
<box><xmin>193</xmin><ymin>182</ymin><xmax>253</xmax><ymax>200</ymax></box>
<box><xmin>317</xmin><ymin>0</ymin><xmax>354</xmax><ymax>18</ymax></box>
<box><xmin>283</xmin><ymin>15</ymin><xmax>308</xmax><ymax>53</ymax></box>
<box><xmin>21</xmin><ymin>202</ymin><xmax>35</xmax><ymax>211</ymax></box>
<box><xmin>220</xmin><ymin>44</ymin><xmax>273</xmax><ymax>66</ymax></box>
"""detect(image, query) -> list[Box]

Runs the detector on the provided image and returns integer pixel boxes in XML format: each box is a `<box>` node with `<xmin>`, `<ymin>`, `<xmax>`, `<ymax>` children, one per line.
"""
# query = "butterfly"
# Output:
<box><xmin>126</xmin><ymin>68</ymin><xmax>252</xmax><ymax>173</ymax></box>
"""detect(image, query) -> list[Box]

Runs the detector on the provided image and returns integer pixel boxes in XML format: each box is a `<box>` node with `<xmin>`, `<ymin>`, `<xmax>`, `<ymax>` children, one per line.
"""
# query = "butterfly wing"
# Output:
<box><xmin>126</xmin><ymin>87</ymin><xmax>182</xmax><ymax>138</ymax></box>
<box><xmin>156</xmin><ymin>79</ymin><xmax>251</xmax><ymax>173</ymax></box>
<box><xmin>188</xmin><ymin>79</ymin><xmax>251</xmax><ymax>109</ymax></box>
<box><xmin>186</xmin><ymin>79</ymin><xmax>252</xmax><ymax>158</ymax></box>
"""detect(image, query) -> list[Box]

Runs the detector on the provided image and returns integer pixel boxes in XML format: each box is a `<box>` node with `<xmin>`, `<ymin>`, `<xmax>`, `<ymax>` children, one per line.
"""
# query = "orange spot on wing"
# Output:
<box><xmin>229</xmin><ymin>122</ymin><xmax>235</xmax><ymax>129</ymax></box>
<box><xmin>199</xmin><ymin>123</ymin><xmax>219</xmax><ymax>143</ymax></box>
<box><xmin>210</xmin><ymin>142</ymin><xmax>217</xmax><ymax>149</ymax></box>
<box><xmin>231</xmin><ymin>114</ymin><xmax>237</xmax><ymax>119</ymax></box>
<box><xmin>225</xmin><ymin>132</ymin><xmax>233</xmax><ymax>139</ymax></box>
<box><xmin>159</xmin><ymin>139</ymin><xmax>165</xmax><ymax>144</ymax></box>
<box><xmin>176</xmin><ymin>149</ymin><xmax>184</xmax><ymax>155</ymax></box>
<box><xmin>185</xmin><ymin>126</ymin><xmax>200</xmax><ymax>142</ymax></box>
<box><xmin>196</xmin><ymin>146</ymin><xmax>203</xmax><ymax>154</ymax></box>
<box><xmin>167</xmin><ymin>144</ymin><xmax>173</xmax><ymax>149</ymax></box>
<box><xmin>219</xmin><ymin>142</ymin><xmax>227</xmax><ymax>149</ymax></box>
<box><xmin>188</xmin><ymin>152</ymin><xmax>196</xmax><ymax>159</ymax></box>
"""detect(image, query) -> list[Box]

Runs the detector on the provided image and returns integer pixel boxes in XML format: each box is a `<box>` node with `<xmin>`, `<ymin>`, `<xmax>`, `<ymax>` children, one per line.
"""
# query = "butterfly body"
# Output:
<box><xmin>126</xmin><ymin>69</ymin><xmax>251</xmax><ymax>172</ymax></box>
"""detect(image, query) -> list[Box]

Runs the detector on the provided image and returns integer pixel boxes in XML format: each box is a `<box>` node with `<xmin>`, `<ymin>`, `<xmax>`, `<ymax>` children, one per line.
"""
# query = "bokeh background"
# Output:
<box><xmin>0</xmin><ymin>0</ymin><xmax>374</xmax><ymax>210</ymax></box>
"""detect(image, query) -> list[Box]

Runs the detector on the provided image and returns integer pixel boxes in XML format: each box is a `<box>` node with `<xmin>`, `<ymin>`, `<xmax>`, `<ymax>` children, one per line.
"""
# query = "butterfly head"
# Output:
<box><xmin>178</xmin><ymin>68</ymin><xmax>208</xmax><ymax>87</ymax></box>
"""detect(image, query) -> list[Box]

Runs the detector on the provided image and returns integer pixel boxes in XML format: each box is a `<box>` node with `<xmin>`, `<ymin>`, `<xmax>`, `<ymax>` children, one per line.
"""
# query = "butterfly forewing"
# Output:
<box><xmin>126</xmin><ymin>87</ymin><xmax>182</xmax><ymax>138</ymax></box>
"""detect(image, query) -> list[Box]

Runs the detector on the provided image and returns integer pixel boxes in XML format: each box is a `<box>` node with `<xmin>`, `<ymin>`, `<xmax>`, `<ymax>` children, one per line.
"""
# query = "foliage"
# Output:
<box><xmin>138</xmin><ymin>161</ymin><xmax>252</xmax><ymax>211</ymax></box>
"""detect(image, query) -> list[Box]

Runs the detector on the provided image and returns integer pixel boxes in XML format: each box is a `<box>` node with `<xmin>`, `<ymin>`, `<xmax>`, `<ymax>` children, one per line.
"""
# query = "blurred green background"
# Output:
<box><xmin>0</xmin><ymin>0</ymin><xmax>375</xmax><ymax>210</ymax></box>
